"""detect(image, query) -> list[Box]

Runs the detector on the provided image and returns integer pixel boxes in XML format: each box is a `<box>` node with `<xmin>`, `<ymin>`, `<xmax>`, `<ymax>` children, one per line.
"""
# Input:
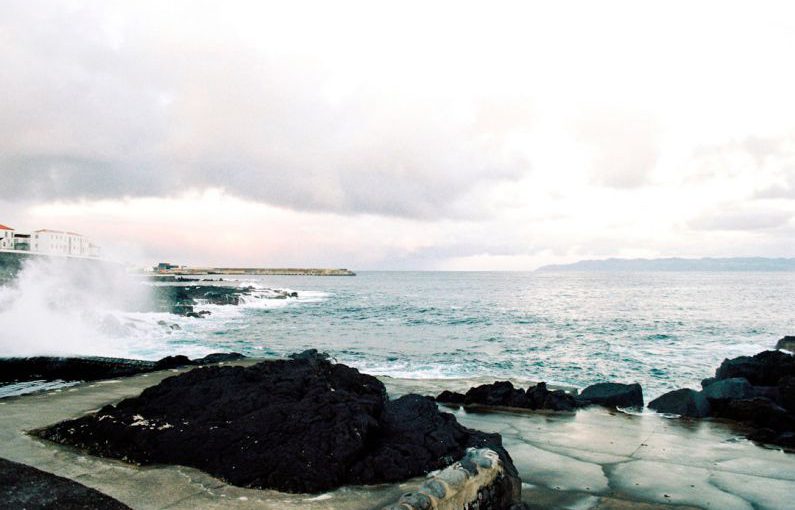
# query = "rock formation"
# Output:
<box><xmin>435</xmin><ymin>381</ymin><xmax>580</xmax><ymax>412</ymax></box>
<box><xmin>578</xmin><ymin>382</ymin><xmax>644</xmax><ymax>409</ymax></box>
<box><xmin>0</xmin><ymin>457</ymin><xmax>130</xmax><ymax>510</ymax></box>
<box><xmin>0</xmin><ymin>353</ymin><xmax>245</xmax><ymax>385</ymax></box>
<box><xmin>649</xmin><ymin>349</ymin><xmax>795</xmax><ymax>447</ymax></box>
<box><xmin>35</xmin><ymin>351</ymin><xmax>518</xmax><ymax>495</ymax></box>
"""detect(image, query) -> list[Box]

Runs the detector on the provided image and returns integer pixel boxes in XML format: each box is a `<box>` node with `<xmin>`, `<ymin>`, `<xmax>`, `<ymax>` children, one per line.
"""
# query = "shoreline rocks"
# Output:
<box><xmin>0</xmin><ymin>353</ymin><xmax>245</xmax><ymax>385</ymax></box>
<box><xmin>153</xmin><ymin>284</ymin><xmax>299</xmax><ymax>317</ymax></box>
<box><xmin>0</xmin><ymin>457</ymin><xmax>130</xmax><ymax>510</ymax></box>
<box><xmin>578</xmin><ymin>382</ymin><xmax>644</xmax><ymax>409</ymax></box>
<box><xmin>436</xmin><ymin>380</ymin><xmax>645</xmax><ymax>413</ymax></box>
<box><xmin>776</xmin><ymin>335</ymin><xmax>795</xmax><ymax>352</ymax></box>
<box><xmin>435</xmin><ymin>381</ymin><xmax>580</xmax><ymax>412</ymax></box>
<box><xmin>648</xmin><ymin>388</ymin><xmax>711</xmax><ymax>418</ymax></box>
<box><xmin>650</xmin><ymin>348</ymin><xmax>795</xmax><ymax>448</ymax></box>
<box><xmin>34</xmin><ymin>351</ymin><xmax>519</xmax><ymax>496</ymax></box>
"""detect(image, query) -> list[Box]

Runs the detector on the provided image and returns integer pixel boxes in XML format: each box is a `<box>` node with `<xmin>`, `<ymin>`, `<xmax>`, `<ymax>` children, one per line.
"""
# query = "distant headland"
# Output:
<box><xmin>536</xmin><ymin>257</ymin><xmax>795</xmax><ymax>272</ymax></box>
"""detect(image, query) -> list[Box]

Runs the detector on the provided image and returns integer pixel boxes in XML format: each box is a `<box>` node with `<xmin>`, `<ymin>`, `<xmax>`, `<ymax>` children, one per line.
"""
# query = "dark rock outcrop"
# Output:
<box><xmin>193</xmin><ymin>352</ymin><xmax>247</xmax><ymax>365</ymax></box>
<box><xmin>777</xmin><ymin>335</ymin><xmax>795</xmax><ymax>352</ymax></box>
<box><xmin>0</xmin><ymin>457</ymin><xmax>130</xmax><ymax>510</ymax></box>
<box><xmin>152</xmin><ymin>285</ymin><xmax>298</xmax><ymax>317</ymax></box>
<box><xmin>436</xmin><ymin>381</ymin><xmax>580</xmax><ymax>412</ymax></box>
<box><xmin>578</xmin><ymin>382</ymin><xmax>644</xmax><ymax>409</ymax></box>
<box><xmin>701</xmin><ymin>377</ymin><xmax>755</xmax><ymax>401</ymax></box>
<box><xmin>648</xmin><ymin>388</ymin><xmax>711</xmax><ymax>418</ymax></box>
<box><xmin>714</xmin><ymin>350</ymin><xmax>795</xmax><ymax>386</ymax></box>
<box><xmin>36</xmin><ymin>355</ymin><xmax>514</xmax><ymax>494</ymax></box>
<box><xmin>0</xmin><ymin>353</ymin><xmax>245</xmax><ymax>385</ymax></box>
<box><xmin>653</xmin><ymin>348</ymin><xmax>795</xmax><ymax>448</ymax></box>
<box><xmin>0</xmin><ymin>357</ymin><xmax>157</xmax><ymax>384</ymax></box>
<box><xmin>436</xmin><ymin>390</ymin><xmax>466</xmax><ymax>404</ymax></box>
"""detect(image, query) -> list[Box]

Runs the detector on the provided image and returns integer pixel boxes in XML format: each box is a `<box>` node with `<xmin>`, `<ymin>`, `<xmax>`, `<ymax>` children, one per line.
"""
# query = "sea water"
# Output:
<box><xmin>126</xmin><ymin>271</ymin><xmax>793</xmax><ymax>400</ymax></box>
<box><xmin>2</xmin><ymin>269</ymin><xmax>794</xmax><ymax>399</ymax></box>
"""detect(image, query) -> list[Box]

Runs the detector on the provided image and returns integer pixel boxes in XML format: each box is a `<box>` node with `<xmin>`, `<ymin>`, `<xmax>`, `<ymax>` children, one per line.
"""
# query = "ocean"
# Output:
<box><xmin>2</xmin><ymin>267</ymin><xmax>793</xmax><ymax>400</ymax></box>
<box><xmin>126</xmin><ymin>271</ymin><xmax>793</xmax><ymax>400</ymax></box>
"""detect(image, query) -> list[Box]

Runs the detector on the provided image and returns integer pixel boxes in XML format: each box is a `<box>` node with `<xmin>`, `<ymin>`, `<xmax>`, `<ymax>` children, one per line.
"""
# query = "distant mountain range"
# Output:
<box><xmin>536</xmin><ymin>257</ymin><xmax>795</xmax><ymax>272</ymax></box>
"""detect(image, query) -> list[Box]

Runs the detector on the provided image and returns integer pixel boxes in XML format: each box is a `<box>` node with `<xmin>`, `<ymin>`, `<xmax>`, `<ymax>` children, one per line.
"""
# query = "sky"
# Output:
<box><xmin>1</xmin><ymin>0</ymin><xmax>794</xmax><ymax>269</ymax></box>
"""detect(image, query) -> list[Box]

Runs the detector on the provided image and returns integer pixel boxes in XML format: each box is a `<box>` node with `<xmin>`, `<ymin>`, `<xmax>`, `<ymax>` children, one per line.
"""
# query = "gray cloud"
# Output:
<box><xmin>0</xmin><ymin>2</ymin><xmax>530</xmax><ymax>219</ymax></box>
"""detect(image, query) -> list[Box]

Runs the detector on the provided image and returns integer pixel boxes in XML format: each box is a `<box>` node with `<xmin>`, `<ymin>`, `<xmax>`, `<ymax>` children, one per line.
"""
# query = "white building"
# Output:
<box><xmin>0</xmin><ymin>224</ymin><xmax>13</xmax><ymax>249</ymax></box>
<box><xmin>31</xmin><ymin>229</ymin><xmax>100</xmax><ymax>258</ymax></box>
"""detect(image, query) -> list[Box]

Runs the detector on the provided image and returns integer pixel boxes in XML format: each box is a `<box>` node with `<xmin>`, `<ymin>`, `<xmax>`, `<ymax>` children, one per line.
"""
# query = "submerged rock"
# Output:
<box><xmin>36</xmin><ymin>355</ymin><xmax>514</xmax><ymax>494</ymax></box>
<box><xmin>648</xmin><ymin>388</ymin><xmax>711</xmax><ymax>418</ymax></box>
<box><xmin>578</xmin><ymin>382</ymin><xmax>644</xmax><ymax>409</ymax></box>
<box><xmin>0</xmin><ymin>457</ymin><xmax>130</xmax><ymax>510</ymax></box>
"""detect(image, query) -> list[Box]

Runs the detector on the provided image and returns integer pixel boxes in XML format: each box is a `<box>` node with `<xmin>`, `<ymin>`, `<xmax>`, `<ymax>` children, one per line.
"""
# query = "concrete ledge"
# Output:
<box><xmin>382</xmin><ymin>448</ymin><xmax>521</xmax><ymax>510</ymax></box>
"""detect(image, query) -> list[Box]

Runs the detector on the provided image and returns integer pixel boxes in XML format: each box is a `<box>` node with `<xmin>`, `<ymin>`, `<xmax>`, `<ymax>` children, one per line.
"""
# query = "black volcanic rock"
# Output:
<box><xmin>653</xmin><ymin>348</ymin><xmax>795</xmax><ymax>449</ymax></box>
<box><xmin>525</xmin><ymin>382</ymin><xmax>580</xmax><ymax>411</ymax></box>
<box><xmin>0</xmin><ymin>457</ymin><xmax>130</xmax><ymax>510</ymax></box>
<box><xmin>436</xmin><ymin>381</ymin><xmax>579</xmax><ymax>412</ymax></box>
<box><xmin>649</xmin><ymin>388</ymin><xmax>711</xmax><ymax>418</ymax></box>
<box><xmin>348</xmin><ymin>394</ymin><xmax>513</xmax><ymax>485</ymax></box>
<box><xmin>578</xmin><ymin>382</ymin><xmax>644</xmax><ymax>409</ymax></box>
<box><xmin>780</xmin><ymin>376</ymin><xmax>795</xmax><ymax>413</ymax></box>
<box><xmin>0</xmin><ymin>357</ymin><xmax>157</xmax><ymax>384</ymax></box>
<box><xmin>35</xmin><ymin>356</ymin><xmax>512</xmax><ymax>494</ymax></box>
<box><xmin>777</xmin><ymin>336</ymin><xmax>795</xmax><ymax>352</ymax></box>
<box><xmin>435</xmin><ymin>390</ymin><xmax>466</xmax><ymax>404</ymax></box>
<box><xmin>152</xmin><ymin>355</ymin><xmax>193</xmax><ymax>370</ymax></box>
<box><xmin>464</xmin><ymin>381</ymin><xmax>530</xmax><ymax>408</ymax></box>
<box><xmin>0</xmin><ymin>353</ymin><xmax>246</xmax><ymax>385</ymax></box>
<box><xmin>701</xmin><ymin>377</ymin><xmax>755</xmax><ymax>401</ymax></box>
<box><xmin>193</xmin><ymin>352</ymin><xmax>246</xmax><ymax>365</ymax></box>
<box><xmin>716</xmin><ymin>398</ymin><xmax>795</xmax><ymax>433</ymax></box>
<box><xmin>714</xmin><ymin>350</ymin><xmax>795</xmax><ymax>386</ymax></box>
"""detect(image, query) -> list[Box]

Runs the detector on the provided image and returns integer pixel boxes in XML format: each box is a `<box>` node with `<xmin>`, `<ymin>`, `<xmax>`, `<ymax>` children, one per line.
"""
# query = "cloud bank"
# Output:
<box><xmin>1</xmin><ymin>1</ymin><xmax>794</xmax><ymax>268</ymax></box>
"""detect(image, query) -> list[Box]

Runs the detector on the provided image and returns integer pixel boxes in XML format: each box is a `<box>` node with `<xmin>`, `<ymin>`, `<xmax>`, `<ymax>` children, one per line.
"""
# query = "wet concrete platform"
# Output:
<box><xmin>1</xmin><ymin>362</ymin><xmax>793</xmax><ymax>509</ymax></box>
<box><xmin>385</xmin><ymin>378</ymin><xmax>795</xmax><ymax>510</ymax></box>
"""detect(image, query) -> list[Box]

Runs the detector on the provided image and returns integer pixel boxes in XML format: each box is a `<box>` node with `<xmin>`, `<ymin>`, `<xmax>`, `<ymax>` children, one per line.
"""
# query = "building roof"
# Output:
<box><xmin>34</xmin><ymin>229</ymin><xmax>84</xmax><ymax>236</ymax></box>
<box><xmin>0</xmin><ymin>224</ymin><xmax>13</xmax><ymax>230</ymax></box>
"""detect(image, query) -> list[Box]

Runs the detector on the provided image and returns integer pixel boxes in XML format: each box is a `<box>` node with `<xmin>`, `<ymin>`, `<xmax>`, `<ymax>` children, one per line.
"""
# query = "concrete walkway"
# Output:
<box><xmin>0</xmin><ymin>364</ymin><xmax>416</xmax><ymax>509</ymax></box>
<box><xmin>1</xmin><ymin>364</ymin><xmax>794</xmax><ymax>509</ymax></box>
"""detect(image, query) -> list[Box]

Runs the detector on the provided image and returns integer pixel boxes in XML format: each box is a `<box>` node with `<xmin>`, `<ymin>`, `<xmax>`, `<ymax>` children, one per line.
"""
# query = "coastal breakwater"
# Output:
<box><xmin>157</xmin><ymin>266</ymin><xmax>355</xmax><ymax>276</ymax></box>
<box><xmin>0</xmin><ymin>250</ymin><xmax>113</xmax><ymax>282</ymax></box>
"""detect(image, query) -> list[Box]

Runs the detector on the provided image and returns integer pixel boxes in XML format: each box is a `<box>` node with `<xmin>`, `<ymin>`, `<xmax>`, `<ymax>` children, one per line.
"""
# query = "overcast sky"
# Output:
<box><xmin>1</xmin><ymin>0</ymin><xmax>794</xmax><ymax>269</ymax></box>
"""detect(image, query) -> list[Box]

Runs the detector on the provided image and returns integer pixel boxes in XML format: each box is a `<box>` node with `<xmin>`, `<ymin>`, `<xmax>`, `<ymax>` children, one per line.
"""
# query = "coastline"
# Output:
<box><xmin>2</xmin><ymin>356</ymin><xmax>794</xmax><ymax>509</ymax></box>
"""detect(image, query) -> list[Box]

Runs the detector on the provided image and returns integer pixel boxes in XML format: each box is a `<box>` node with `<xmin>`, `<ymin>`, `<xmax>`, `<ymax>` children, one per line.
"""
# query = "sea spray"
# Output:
<box><xmin>0</xmin><ymin>257</ymin><xmax>154</xmax><ymax>357</ymax></box>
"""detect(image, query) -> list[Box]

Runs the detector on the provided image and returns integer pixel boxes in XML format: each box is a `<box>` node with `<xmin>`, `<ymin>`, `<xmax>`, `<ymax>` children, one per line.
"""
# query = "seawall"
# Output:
<box><xmin>159</xmin><ymin>267</ymin><xmax>356</xmax><ymax>276</ymax></box>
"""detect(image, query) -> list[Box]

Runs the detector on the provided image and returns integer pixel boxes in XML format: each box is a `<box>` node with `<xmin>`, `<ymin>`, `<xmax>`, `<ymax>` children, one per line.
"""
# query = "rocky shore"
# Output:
<box><xmin>2</xmin><ymin>339</ymin><xmax>794</xmax><ymax>509</ymax></box>
<box><xmin>151</xmin><ymin>284</ymin><xmax>298</xmax><ymax>318</ymax></box>
<box><xmin>435</xmin><ymin>338</ymin><xmax>795</xmax><ymax>451</ymax></box>
<box><xmin>0</xmin><ymin>353</ymin><xmax>245</xmax><ymax>386</ymax></box>
<box><xmin>0</xmin><ymin>457</ymin><xmax>131</xmax><ymax>510</ymax></box>
<box><xmin>33</xmin><ymin>350</ymin><xmax>522</xmax><ymax>504</ymax></box>
<box><xmin>649</xmin><ymin>348</ymin><xmax>795</xmax><ymax>447</ymax></box>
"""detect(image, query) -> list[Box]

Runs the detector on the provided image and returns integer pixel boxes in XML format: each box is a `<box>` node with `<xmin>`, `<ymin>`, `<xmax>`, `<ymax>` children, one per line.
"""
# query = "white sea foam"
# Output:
<box><xmin>0</xmin><ymin>257</ymin><xmax>154</xmax><ymax>357</ymax></box>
